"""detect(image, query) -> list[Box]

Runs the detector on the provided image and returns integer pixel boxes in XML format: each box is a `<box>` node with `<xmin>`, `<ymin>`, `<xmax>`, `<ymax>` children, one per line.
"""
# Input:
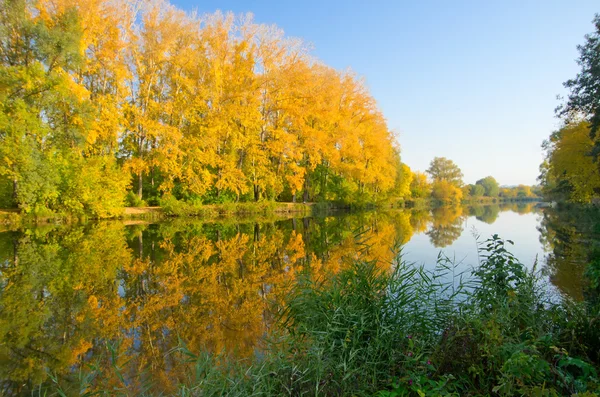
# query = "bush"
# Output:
<box><xmin>126</xmin><ymin>191</ymin><xmax>147</xmax><ymax>208</ymax></box>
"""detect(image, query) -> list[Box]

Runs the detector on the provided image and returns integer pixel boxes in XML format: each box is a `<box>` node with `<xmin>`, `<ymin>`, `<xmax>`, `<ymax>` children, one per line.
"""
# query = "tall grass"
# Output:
<box><xmin>45</xmin><ymin>235</ymin><xmax>599</xmax><ymax>396</ymax></box>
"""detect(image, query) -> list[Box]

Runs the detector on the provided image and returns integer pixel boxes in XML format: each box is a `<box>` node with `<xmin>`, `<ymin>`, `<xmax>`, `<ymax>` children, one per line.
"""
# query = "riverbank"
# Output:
<box><xmin>0</xmin><ymin>197</ymin><xmax>545</xmax><ymax>228</ymax></box>
<box><xmin>0</xmin><ymin>201</ymin><xmax>317</xmax><ymax>227</ymax></box>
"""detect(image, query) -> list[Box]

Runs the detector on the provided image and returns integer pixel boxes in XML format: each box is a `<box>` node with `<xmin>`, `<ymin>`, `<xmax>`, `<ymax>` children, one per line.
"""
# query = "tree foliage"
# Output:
<box><xmin>409</xmin><ymin>172</ymin><xmax>431</xmax><ymax>199</ymax></box>
<box><xmin>476</xmin><ymin>176</ymin><xmax>499</xmax><ymax>197</ymax></box>
<box><xmin>0</xmin><ymin>0</ymin><xmax>406</xmax><ymax>214</ymax></box>
<box><xmin>426</xmin><ymin>157</ymin><xmax>463</xmax><ymax>187</ymax></box>
<box><xmin>540</xmin><ymin>14</ymin><xmax>600</xmax><ymax>204</ymax></box>
<box><xmin>431</xmin><ymin>180</ymin><xmax>463</xmax><ymax>203</ymax></box>
<box><xmin>470</xmin><ymin>184</ymin><xmax>485</xmax><ymax>197</ymax></box>
<box><xmin>557</xmin><ymin>14</ymin><xmax>600</xmax><ymax>139</ymax></box>
<box><xmin>540</xmin><ymin>121</ymin><xmax>600</xmax><ymax>203</ymax></box>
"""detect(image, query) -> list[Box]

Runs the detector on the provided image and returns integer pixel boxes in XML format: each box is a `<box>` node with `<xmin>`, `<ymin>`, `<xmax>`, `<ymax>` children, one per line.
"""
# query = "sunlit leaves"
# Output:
<box><xmin>540</xmin><ymin>121</ymin><xmax>600</xmax><ymax>203</ymax></box>
<box><xmin>426</xmin><ymin>157</ymin><xmax>464</xmax><ymax>187</ymax></box>
<box><xmin>1</xmin><ymin>0</ymin><xmax>403</xmax><ymax>211</ymax></box>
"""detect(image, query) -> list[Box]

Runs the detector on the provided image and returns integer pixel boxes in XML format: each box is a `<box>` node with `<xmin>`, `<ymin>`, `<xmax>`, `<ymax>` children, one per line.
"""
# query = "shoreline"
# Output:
<box><xmin>0</xmin><ymin>198</ymin><xmax>545</xmax><ymax>228</ymax></box>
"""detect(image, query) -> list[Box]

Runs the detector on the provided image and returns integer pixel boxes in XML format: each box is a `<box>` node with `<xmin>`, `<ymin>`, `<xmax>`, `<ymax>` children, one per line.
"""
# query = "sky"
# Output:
<box><xmin>171</xmin><ymin>0</ymin><xmax>599</xmax><ymax>186</ymax></box>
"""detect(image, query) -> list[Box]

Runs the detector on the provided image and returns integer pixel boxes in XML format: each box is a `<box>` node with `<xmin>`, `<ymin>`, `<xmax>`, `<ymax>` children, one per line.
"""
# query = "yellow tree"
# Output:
<box><xmin>431</xmin><ymin>180</ymin><xmax>463</xmax><ymax>203</ymax></box>
<box><xmin>121</xmin><ymin>0</ymin><xmax>187</xmax><ymax>200</ymax></box>
<box><xmin>542</xmin><ymin>121</ymin><xmax>600</xmax><ymax>203</ymax></box>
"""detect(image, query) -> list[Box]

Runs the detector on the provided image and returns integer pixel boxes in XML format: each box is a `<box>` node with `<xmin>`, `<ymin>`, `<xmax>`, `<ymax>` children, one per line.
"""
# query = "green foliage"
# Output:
<box><xmin>470</xmin><ymin>184</ymin><xmax>485</xmax><ymax>197</ymax></box>
<box><xmin>540</xmin><ymin>122</ymin><xmax>600</xmax><ymax>203</ymax></box>
<box><xmin>557</xmin><ymin>14</ymin><xmax>600</xmax><ymax>139</ymax></box>
<box><xmin>409</xmin><ymin>172</ymin><xmax>431</xmax><ymax>200</ymax></box>
<box><xmin>61</xmin><ymin>156</ymin><xmax>130</xmax><ymax>217</ymax></box>
<box><xmin>126</xmin><ymin>191</ymin><xmax>147</xmax><ymax>208</ymax></box>
<box><xmin>426</xmin><ymin>157</ymin><xmax>464</xmax><ymax>187</ymax></box>
<box><xmin>476</xmin><ymin>176</ymin><xmax>499</xmax><ymax>197</ymax></box>
<box><xmin>472</xmin><ymin>234</ymin><xmax>529</xmax><ymax>307</ymax></box>
<box><xmin>0</xmin><ymin>0</ymin><xmax>132</xmax><ymax>218</ymax></box>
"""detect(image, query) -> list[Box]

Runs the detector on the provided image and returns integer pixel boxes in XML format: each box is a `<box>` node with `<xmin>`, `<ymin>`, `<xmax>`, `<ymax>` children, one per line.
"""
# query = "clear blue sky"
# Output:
<box><xmin>171</xmin><ymin>0</ymin><xmax>598</xmax><ymax>185</ymax></box>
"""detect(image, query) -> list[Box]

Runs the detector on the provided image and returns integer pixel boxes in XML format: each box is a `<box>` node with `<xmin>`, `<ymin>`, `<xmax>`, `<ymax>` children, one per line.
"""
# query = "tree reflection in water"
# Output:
<box><xmin>0</xmin><ymin>204</ymin><xmax>553</xmax><ymax>394</ymax></box>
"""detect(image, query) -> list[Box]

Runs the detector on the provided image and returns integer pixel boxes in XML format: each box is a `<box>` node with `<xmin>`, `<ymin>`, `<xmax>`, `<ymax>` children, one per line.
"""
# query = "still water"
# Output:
<box><xmin>0</xmin><ymin>202</ymin><xmax>589</xmax><ymax>393</ymax></box>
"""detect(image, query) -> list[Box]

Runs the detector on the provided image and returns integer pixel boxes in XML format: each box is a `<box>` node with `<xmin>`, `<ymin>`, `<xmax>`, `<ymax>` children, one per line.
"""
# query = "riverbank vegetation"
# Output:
<box><xmin>41</xmin><ymin>235</ymin><xmax>600</xmax><ymax>396</ymax></box>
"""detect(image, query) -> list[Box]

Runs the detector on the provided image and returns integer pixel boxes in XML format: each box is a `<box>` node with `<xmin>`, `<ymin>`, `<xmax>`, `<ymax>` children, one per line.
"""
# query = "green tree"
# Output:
<box><xmin>426</xmin><ymin>157</ymin><xmax>463</xmax><ymax>187</ymax></box>
<box><xmin>410</xmin><ymin>172</ymin><xmax>431</xmax><ymax>199</ymax></box>
<box><xmin>557</xmin><ymin>14</ymin><xmax>600</xmax><ymax>140</ymax></box>
<box><xmin>476</xmin><ymin>176</ymin><xmax>499</xmax><ymax>197</ymax></box>
<box><xmin>471</xmin><ymin>184</ymin><xmax>485</xmax><ymax>197</ymax></box>
<box><xmin>0</xmin><ymin>0</ymin><xmax>85</xmax><ymax>212</ymax></box>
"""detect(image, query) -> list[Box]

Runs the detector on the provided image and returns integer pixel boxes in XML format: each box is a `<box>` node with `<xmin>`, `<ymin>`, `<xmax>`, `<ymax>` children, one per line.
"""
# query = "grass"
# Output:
<box><xmin>42</xmin><ymin>235</ymin><xmax>600</xmax><ymax>396</ymax></box>
<box><xmin>159</xmin><ymin>195</ymin><xmax>312</xmax><ymax>218</ymax></box>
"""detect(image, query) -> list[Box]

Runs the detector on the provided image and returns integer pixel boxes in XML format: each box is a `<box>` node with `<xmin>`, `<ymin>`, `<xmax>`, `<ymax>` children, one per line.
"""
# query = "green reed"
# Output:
<box><xmin>41</xmin><ymin>235</ymin><xmax>599</xmax><ymax>396</ymax></box>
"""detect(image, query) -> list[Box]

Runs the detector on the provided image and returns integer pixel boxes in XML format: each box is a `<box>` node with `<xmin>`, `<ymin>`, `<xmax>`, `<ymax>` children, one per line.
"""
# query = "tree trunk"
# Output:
<box><xmin>12</xmin><ymin>236</ymin><xmax>19</xmax><ymax>267</ymax></box>
<box><xmin>254</xmin><ymin>223</ymin><xmax>260</xmax><ymax>242</ymax></box>
<box><xmin>138</xmin><ymin>232</ymin><xmax>143</xmax><ymax>259</ymax></box>
<box><xmin>303</xmin><ymin>217</ymin><xmax>311</xmax><ymax>264</ymax></box>
<box><xmin>138</xmin><ymin>172</ymin><xmax>143</xmax><ymax>200</ymax></box>
<box><xmin>292</xmin><ymin>193</ymin><xmax>296</xmax><ymax>203</ymax></box>
<box><xmin>254</xmin><ymin>184</ymin><xmax>260</xmax><ymax>202</ymax></box>
<box><xmin>12</xmin><ymin>179</ymin><xmax>17</xmax><ymax>205</ymax></box>
<box><xmin>303</xmin><ymin>179</ymin><xmax>309</xmax><ymax>202</ymax></box>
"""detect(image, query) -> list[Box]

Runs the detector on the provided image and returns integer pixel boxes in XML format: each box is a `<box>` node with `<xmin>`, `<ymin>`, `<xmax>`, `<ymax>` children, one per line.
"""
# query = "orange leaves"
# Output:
<box><xmin>109</xmin><ymin>3</ymin><xmax>401</xmax><ymax>202</ymax></box>
<box><xmin>3</xmin><ymin>0</ymin><xmax>403</xmax><ymax>212</ymax></box>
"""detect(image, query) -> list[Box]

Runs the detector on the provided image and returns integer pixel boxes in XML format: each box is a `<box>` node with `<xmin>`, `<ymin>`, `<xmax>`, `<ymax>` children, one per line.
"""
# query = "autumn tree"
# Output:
<box><xmin>426</xmin><ymin>157</ymin><xmax>463</xmax><ymax>187</ymax></box>
<box><xmin>431</xmin><ymin>180</ymin><xmax>463</xmax><ymax>203</ymax></box>
<box><xmin>540</xmin><ymin>121</ymin><xmax>600</xmax><ymax>203</ymax></box>
<box><xmin>410</xmin><ymin>172</ymin><xmax>431</xmax><ymax>199</ymax></box>
<box><xmin>0</xmin><ymin>0</ymin><xmax>403</xmax><ymax>214</ymax></box>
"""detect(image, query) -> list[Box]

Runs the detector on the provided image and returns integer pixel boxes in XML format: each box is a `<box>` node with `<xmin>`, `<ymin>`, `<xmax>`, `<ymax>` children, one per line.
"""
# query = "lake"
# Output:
<box><xmin>0</xmin><ymin>202</ymin><xmax>591</xmax><ymax>394</ymax></box>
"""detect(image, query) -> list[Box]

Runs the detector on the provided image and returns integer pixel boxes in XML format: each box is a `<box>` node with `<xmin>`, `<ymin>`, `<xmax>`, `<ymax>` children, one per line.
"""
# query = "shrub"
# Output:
<box><xmin>126</xmin><ymin>191</ymin><xmax>147</xmax><ymax>208</ymax></box>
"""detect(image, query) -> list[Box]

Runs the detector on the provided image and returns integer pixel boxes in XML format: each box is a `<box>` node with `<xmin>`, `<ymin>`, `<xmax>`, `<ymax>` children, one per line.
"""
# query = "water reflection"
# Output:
<box><xmin>538</xmin><ymin>206</ymin><xmax>600</xmax><ymax>301</ymax></box>
<box><xmin>427</xmin><ymin>206</ymin><xmax>464</xmax><ymax>248</ymax></box>
<box><xmin>0</xmin><ymin>202</ymin><xmax>564</xmax><ymax>394</ymax></box>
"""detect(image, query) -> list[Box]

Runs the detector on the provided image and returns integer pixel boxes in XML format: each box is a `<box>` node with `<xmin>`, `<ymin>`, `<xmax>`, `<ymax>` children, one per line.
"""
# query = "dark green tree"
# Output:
<box><xmin>476</xmin><ymin>176</ymin><xmax>499</xmax><ymax>197</ymax></box>
<box><xmin>557</xmin><ymin>14</ymin><xmax>600</xmax><ymax>143</ymax></box>
<box><xmin>470</xmin><ymin>184</ymin><xmax>485</xmax><ymax>197</ymax></box>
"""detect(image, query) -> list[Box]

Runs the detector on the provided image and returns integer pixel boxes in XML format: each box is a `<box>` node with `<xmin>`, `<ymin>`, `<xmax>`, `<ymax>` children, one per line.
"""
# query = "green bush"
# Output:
<box><xmin>126</xmin><ymin>191</ymin><xmax>147</xmax><ymax>208</ymax></box>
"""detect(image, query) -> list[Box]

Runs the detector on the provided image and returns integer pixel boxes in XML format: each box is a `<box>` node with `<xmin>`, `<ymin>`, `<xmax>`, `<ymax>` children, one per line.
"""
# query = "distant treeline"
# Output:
<box><xmin>408</xmin><ymin>157</ymin><xmax>539</xmax><ymax>206</ymax></box>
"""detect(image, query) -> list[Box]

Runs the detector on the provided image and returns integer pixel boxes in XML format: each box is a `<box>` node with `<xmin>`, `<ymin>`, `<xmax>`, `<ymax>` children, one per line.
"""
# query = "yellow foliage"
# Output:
<box><xmin>544</xmin><ymin>122</ymin><xmax>600</xmax><ymax>203</ymax></box>
<box><xmin>431</xmin><ymin>180</ymin><xmax>463</xmax><ymax>203</ymax></box>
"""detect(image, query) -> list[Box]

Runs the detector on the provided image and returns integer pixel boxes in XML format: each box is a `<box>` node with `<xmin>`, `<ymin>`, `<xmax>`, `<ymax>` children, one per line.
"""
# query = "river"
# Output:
<box><xmin>0</xmin><ymin>202</ymin><xmax>593</xmax><ymax>394</ymax></box>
